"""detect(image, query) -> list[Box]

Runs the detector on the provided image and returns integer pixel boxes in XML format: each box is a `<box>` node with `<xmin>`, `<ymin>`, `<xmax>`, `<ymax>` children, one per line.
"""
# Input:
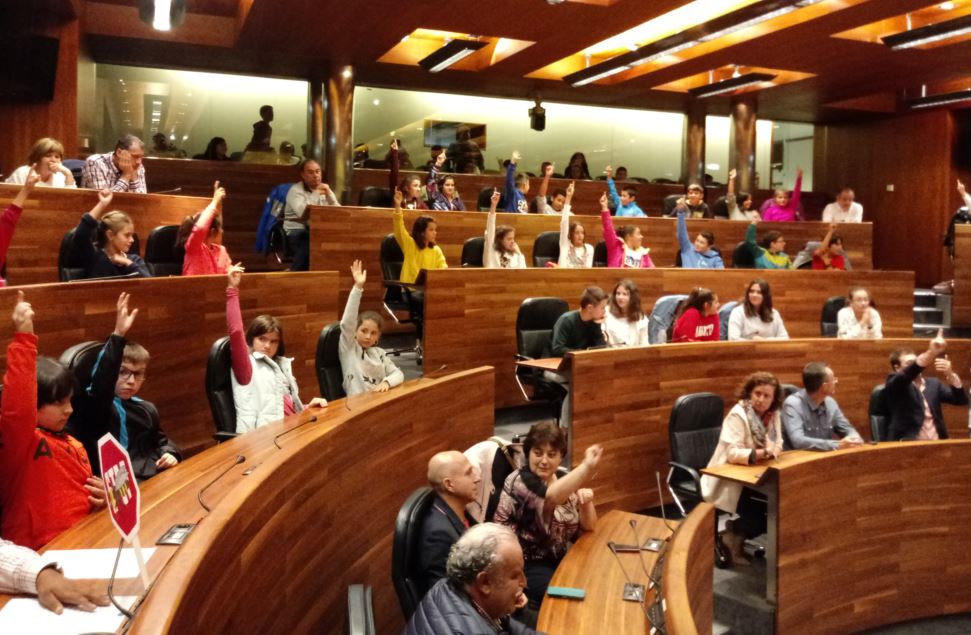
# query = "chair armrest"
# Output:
<box><xmin>669</xmin><ymin>461</ymin><xmax>703</xmax><ymax>493</ymax></box>
<box><xmin>213</xmin><ymin>431</ymin><xmax>240</xmax><ymax>443</ymax></box>
<box><xmin>382</xmin><ymin>280</ymin><xmax>420</xmax><ymax>292</ymax></box>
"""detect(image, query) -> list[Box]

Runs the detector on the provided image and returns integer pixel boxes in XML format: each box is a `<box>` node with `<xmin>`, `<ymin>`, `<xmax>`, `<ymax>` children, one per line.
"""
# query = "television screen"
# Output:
<box><xmin>423</xmin><ymin>120</ymin><xmax>487</xmax><ymax>149</ymax></box>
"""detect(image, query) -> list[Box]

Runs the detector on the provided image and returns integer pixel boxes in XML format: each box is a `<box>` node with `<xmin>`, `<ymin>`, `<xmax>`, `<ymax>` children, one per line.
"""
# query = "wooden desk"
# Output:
<box><xmin>663</xmin><ymin>503</ymin><xmax>715</xmax><ymax>635</ymax></box>
<box><xmin>0</xmin><ymin>272</ymin><xmax>339</xmax><ymax>455</ymax></box>
<box><xmin>515</xmin><ymin>357</ymin><xmax>566</xmax><ymax>373</ymax></box>
<box><xmin>566</xmin><ymin>338</ymin><xmax>971</xmax><ymax>513</ymax></box>
<box><xmin>421</xmin><ymin>268</ymin><xmax>914</xmax><ymax>408</ymax></box>
<box><xmin>311</xmin><ymin>206</ymin><xmax>875</xmax><ymax>319</ymax></box>
<box><xmin>0</xmin><ymin>368</ymin><xmax>496</xmax><ymax>635</ymax></box>
<box><xmin>702</xmin><ymin>441</ymin><xmax>971</xmax><ymax>634</ymax></box>
<box><xmin>0</xmin><ymin>185</ymin><xmax>208</xmax><ymax>285</ymax></box>
<box><xmin>536</xmin><ymin>510</ymin><xmax>676</xmax><ymax>635</ymax></box>
<box><xmin>954</xmin><ymin>225</ymin><xmax>971</xmax><ymax>327</ymax></box>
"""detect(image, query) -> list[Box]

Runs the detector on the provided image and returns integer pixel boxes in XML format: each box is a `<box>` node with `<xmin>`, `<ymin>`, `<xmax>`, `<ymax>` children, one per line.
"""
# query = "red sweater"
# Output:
<box><xmin>0</xmin><ymin>333</ymin><xmax>93</xmax><ymax>549</ymax></box>
<box><xmin>672</xmin><ymin>308</ymin><xmax>720</xmax><ymax>343</ymax></box>
<box><xmin>182</xmin><ymin>202</ymin><xmax>231</xmax><ymax>276</ymax></box>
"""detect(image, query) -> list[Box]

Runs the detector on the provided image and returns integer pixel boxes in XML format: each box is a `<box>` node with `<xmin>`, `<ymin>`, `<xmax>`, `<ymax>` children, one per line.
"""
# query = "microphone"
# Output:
<box><xmin>606</xmin><ymin>542</ymin><xmax>650</xmax><ymax>621</ymax></box>
<box><xmin>152</xmin><ymin>187</ymin><xmax>183</xmax><ymax>195</ymax></box>
<box><xmin>273</xmin><ymin>415</ymin><xmax>318</xmax><ymax>449</ymax></box>
<box><xmin>198</xmin><ymin>454</ymin><xmax>245</xmax><ymax>512</ymax></box>
<box><xmin>629</xmin><ymin>519</ymin><xmax>661</xmax><ymax>589</ymax></box>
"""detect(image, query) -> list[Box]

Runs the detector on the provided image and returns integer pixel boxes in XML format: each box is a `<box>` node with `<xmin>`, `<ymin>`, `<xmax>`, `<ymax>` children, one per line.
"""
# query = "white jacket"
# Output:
<box><xmin>557</xmin><ymin>206</ymin><xmax>594</xmax><ymax>268</ymax></box>
<box><xmin>603</xmin><ymin>311</ymin><xmax>650</xmax><ymax>347</ymax></box>
<box><xmin>232</xmin><ymin>352</ymin><xmax>303</xmax><ymax>433</ymax></box>
<box><xmin>339</xmin><ymin>286</ymin><xmax>405</xmax><ymax>396</ymax></box>
<box><xmin>484</xmin><ymin>206</ymin><xmax>527</xmax><ymax>269</ymax></box>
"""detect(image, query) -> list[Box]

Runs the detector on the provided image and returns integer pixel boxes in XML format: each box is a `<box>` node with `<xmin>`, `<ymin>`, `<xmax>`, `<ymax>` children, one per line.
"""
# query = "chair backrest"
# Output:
<box><xmin>347</xmin><ymin>584</ymin><xmax>376</xmax><ymax>635</ymax></box>
<box><xmin>648</xmin><ymin>294</ymin><xmax>688</xmax><ymax>344</ymax></box>
<box><xmin>711</xmin><ymin>195</ymin><xmax>729</xmax><ymax>219</ymax></box>
<box><xmin>781</xmin><ymin>383</ymin><xmax>800</xmax><ymax>399</ymax></box>
<box><xmin>478</xmin><ymin>186</ymin><xmax>505</xmax><ymax>211</ymax></box>
<box><xmin>59</xmin><ymin>340</ymin><xmax>103</xmax><ymax>391</ymax></box>
<box><xmin>144</xmin><ymin>224</ymin><xmax>184</xmax><ymax>276</ymax></box>
<box><xmin>461</xmin><ymin>236</ymin><xmax>485</xmax><ymax>267</ymax></box>
<box><xmin>668</xmin><ymin>392</ymin><xmax>725</xmax><ymax>473</ymax></box>
<box><xmin>380</xmin><ymin>234</ymin><xmax>408</xmax><ymax>308</ymax></box>
<box><xmin>820</xmin><ymin>295</ymin><xmax>847</xmax><ymax>337</ymax></box>
<box><xmin>869</xmin><ymin>383</ymin><xmax>888</xmax><ymax>442</ymax></box>
<box><xmin>205</xmin><ymin>336</ymin><xmax>237</xmax><ymax>435</ymax></box>
<box><xmin>532</xmin><ymin>231</ymin><xmax>560</xmax><ymax>267</ymax></box>
<box><xmin>732</xmin><ymin>241</ymin><xmax>755</xmax><ymax>268</ymax></box>
<box><xmin>62</xmin><ymin>159</ymin><xmax>85</xmax><ymax>184</ymax></box>
<box><xmin>391</xmin><ymin>486</ymin><xmax>435</xmax><ymax>620</ymax></box>
<box><xmin>663</xmin><ymin>193</ymin><xmax>681</xmax><ymax>216</ymax></box>
<box><xmin>359</xmin><ymin>186</ymin><xmax>392</xmax><ymax>208</ymax></box>
<box><xmin>718</xmin><ymin>301</ymin><xmax>738</xmax><ymax>340</ymax></box>
<box><xmin>516</xmin><ymin>297</ymin><xmax>569</xmax><ymax>359</ymax></box>
<box><xmin>593</xmin><ymin>240</ymin><xmax>608</xmax><ymax>267</ymax></box>
<box><xmin>59</xmin><ymin>228</ymin><xmax>88</xmax><ymax>281</ymax></box>
<box><xmin>316</xmin><ymin>321</ymin><xmax>346</xmax><ymax>402</ymax></box>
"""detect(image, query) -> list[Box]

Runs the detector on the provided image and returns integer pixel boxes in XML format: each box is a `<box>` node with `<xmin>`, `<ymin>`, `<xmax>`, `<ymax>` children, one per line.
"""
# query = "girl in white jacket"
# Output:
<box><xmin>484</xmin><ymin>189</ymin><xmax>527</xmax><ymax>269</ymax></box>
<box><xmin>603</xmin><ymin>279</ymin><xmax>649</xmax><ymax>347</ymax></box>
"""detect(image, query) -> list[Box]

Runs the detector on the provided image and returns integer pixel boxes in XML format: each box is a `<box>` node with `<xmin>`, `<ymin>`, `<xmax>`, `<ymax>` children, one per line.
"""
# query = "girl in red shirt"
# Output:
<box><xmin>811</xmin><ymin>223</ymin><xmax>847</xmax><ymax>270</ymax></box>
<box><xmin>672</xmin><ymin>287</ymin><xmax>721</xmax><ymax>343</ymax></box>
<box><xmin>0</xmin><ymin>292</ymin><xmax>107</xmax><ymax>549</ymax></box>
<box><xmin>179</xmin><ymin>180</ymin><xmax>231</xmax><ymax>276</ymax></box>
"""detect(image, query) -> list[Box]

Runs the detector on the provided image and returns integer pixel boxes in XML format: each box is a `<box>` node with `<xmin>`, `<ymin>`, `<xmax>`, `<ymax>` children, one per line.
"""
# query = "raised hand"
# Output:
<box><xmin>490</xmin><ymin>188</ymin><xmax>501</xmax><ymax>209</ymax></box>
<box><xmin>796</xmin><ymin>167</ymin><xmax>804</xmax><ymax>179</ymax></box>
<box><xmin>511</xmin><ymin>150</ymin><xmax>521</xmax><ymax>164</ymax></box>
<box><xmin>930</xmin><ymin>328</ymin><xmax>947</xmax><ymax>355</ymax></box>
<box><xmin>12</xmin><ymin>290</ymin><xmax>34</xmax><ymax>334</ymax></box>
<box><xmin>25</xmin><ymin>163</ymin><xmax>42</xmax><ymax>188</ymax></box>
<box><xmin>89</xmin><ymin>188</ymin><xmax>114</xmax><ymax>219</ymax></box>
<box><xmin>113</xmin><ymin>292</ymin><xmax>139</xmax><ymax>337</ymax></box>
<box><xmin>566</xmin><ymin>181</ymin><xmax>575</xmax><ymax>198</ymax></box>
<box><xmin>582</xmin><ymin>444</ymin><xmax>604</xmax><ymax>470</ymax></box>
<box><xmin>227</xmin><ymin>262</ymin><xmax>245</xmax><ymax>288</ymax></box>
<box><xmin>544</xmin><ymin>163</ymin><xmax>554</xmax><ymax>177</ymax></box>
<box><xmin>604</xmin><ymin>165</ymin><xmax>613</xmax><ymax>178</ymax></box>
<box><xmin>729</xmin><ymin>168</ymin><xmax>737</xmax><ymax>181</ymax></box>
<box><xmin>959</xmin><ymin>179</ymin><xmax>967</xmax><ymax>197</ymax></box>
<box><xmin>350</xmin><ymin>259</ymin><xmax>367</xmax><ymax>288</ymax></box>
<box><xmin>212</xmin><ymin>180</ymin><xmax>227</xmax><ymax>205</ymax></box>
<box><xmin>390</xmin><ymin>139</ymin><xmax>398</xmax><ymax>152</ymax></box>
<box><xmin>599</xmin><ymin>192</ymin><xmax>608</xmax><ymax>211</ymax></box>
<box><xmin>435</xmin><ymin>152</ymin><xmax>446</xmax><ymax>168</ymax></box>
<box><xmin>393</xmin><ymin>187</ymin><xmax>403</xmax><ymax>208</ymax></box>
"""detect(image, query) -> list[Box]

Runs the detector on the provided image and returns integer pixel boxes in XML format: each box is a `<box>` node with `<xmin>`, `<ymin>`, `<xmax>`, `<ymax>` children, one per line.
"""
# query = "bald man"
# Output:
<box><xmin>418</xmin><ymin>451</ymin><xmax>481</xmax><ymax>592</ymax></box>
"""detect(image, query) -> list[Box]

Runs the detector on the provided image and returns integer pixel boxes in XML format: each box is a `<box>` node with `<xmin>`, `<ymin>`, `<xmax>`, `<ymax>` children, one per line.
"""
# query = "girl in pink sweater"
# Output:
<box><xmin>599</xmin><ymin>193</ymin><xmax>654</xmax><ymax>268</ymax></box>
<box><xmin>180</xmin><ymin>181</ymin><xmax>231</xmax><ymax>276</ymax></box>
<box><xmin>760</xmin><ymin>168</ymin><xmax>803</xmax><ymax>222</ymax></box>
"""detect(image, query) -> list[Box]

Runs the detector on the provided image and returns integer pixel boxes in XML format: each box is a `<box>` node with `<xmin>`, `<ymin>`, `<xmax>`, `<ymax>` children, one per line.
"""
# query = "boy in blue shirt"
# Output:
<box><xmin>605</xmin><ymin>165</ymin><xmax>645</xmax><ymax>217</ymax></box>
<box><xmin>503</xmin><ymin>150</ymin><xmax>529</xmax><ymax>214</ymax></box>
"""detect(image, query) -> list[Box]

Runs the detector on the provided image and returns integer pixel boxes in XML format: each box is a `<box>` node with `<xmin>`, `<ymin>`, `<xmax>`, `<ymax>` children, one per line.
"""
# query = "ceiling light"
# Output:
<box><xmin>418</xmin><ymin>39</ymin><xmax>487</xmax><ymax>72</ymax></box>
<box><xmin>907</xmin><ymin>88</ymin><xmax>971</xmax><ymax>109</ymax></box>
<box><xmin>687</xmin><ymin>72</ymin><xmax>777</xmax><ymax>97</ymax></box>
<box><xmin>882</xmin><ymin>13</ymin><xmax>971</xmax><ymax>50</ymax></box>
<box><xmin>564</xmin><ymin>0</ymin><xmax>822</xmax><ymax>87</ymax></box>
<box><xmin>138</xmin><ymin>0</ymin><xmax>186</xmax><ymax>31</ymax></box>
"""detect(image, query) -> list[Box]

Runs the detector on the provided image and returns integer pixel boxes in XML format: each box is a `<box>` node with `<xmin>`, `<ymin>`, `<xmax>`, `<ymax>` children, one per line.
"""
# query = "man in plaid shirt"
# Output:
<box><xmin>0</xmin><ymin>538</ymin><xmax>108</xmax><ymax>613</ymax></box>
<box><xmin>81</xmin><ymin>134</ymin><xmax>147</xmax><ymax>193</ymax></box>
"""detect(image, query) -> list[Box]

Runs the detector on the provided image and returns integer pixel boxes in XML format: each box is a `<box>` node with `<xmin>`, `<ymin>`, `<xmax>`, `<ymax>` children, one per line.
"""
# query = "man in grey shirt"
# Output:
<box><xmin>782</xmin><ymin>362</ymin><xmax>864</xmax><ymax>451</ymax></box>
<box><xmin>284</xmin><ymin>159</ymin><xmax>339</xmax><ymax>271</ymax></box>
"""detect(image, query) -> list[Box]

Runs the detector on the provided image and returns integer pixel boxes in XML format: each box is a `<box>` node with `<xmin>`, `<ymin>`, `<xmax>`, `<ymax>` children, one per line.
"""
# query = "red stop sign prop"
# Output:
<box><xmin>98</xmin><ymin>433</ymin><xmax>141</xmax><ymax>542</ymax></box>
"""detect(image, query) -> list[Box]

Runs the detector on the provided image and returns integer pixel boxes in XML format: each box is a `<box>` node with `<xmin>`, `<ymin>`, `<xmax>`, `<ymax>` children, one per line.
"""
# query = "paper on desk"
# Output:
<box><xmin>44</xmin><ymin>548</ymin><xmax>157</xmax><ymax>580</ymax></box>
<box><xmin>0</xmin><ymin>595</ymin><xmax>136</xmax><ymax>634</ymax></box>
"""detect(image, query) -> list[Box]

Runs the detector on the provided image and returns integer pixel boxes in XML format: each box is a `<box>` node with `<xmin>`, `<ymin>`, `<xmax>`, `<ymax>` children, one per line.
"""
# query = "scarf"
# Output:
<box><xmin>742</xmin><ymin>400</ymin><xmax>771</xmax><ymax>448</ymax></box>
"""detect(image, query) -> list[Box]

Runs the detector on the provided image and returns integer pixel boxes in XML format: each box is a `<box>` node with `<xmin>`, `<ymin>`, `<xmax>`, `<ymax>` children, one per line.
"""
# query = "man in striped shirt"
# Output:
<box><xmin>0</xmin><ymin>538</ymin><xmax>108</xmax><ymax>613</ymax></box>
<box><xmin>81</xmin><ymin>134</ymin><xmax>147</xmax><ymax>193</ymax></box>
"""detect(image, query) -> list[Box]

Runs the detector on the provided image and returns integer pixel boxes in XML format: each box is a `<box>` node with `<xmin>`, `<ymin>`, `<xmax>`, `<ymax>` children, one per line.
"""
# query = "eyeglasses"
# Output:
<box><xmin>119</xmin><ymin>368</ymin><xmax>146</xmax><ymax>381</ymax></box>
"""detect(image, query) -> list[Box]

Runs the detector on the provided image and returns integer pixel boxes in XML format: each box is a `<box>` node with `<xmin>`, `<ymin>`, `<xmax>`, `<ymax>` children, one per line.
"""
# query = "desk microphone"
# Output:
<box><xmin>198</xmin><ymin>454</ymin><xmax>245</xmax><ymax>512</ymax></box>
<box><xmin>606</xmin><ymin>542</ymin><xmax>651</xmax><ymax>621</ymax></box>
<box><xmin>629</xmin><ymin>520</ymin><xmax>661</xmax><ymax>589</ymax></box>
<box><xmin>273</xmin><ymin>415</ymin><xmax>318</xmax><ymax>449</ymax></box>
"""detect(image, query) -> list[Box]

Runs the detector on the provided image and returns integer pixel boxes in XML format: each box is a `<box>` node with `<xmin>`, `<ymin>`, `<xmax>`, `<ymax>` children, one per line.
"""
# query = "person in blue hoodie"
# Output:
<box><xmin>604</xmin><ymin>165</ymin><xmax>645</xmax><ymax>217</ymax></box>
<box><xmin>503</xmin><ymin>150</ymin><xmax>529</xmax><ymax>214</ymax></box>
<box><xmin>676</xmin><ymin>209</ymin><xmax>724</xmax><ymax>269</ymax></box>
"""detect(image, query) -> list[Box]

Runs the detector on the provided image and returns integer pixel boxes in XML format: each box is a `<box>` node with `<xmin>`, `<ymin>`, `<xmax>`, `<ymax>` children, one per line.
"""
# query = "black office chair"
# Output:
<box><xmin>869</xmin><ymin>384</ymin><xmax>888</xmax><ymax>442</ymax></box>
<box><xmin>358</xmin><ymin>186</ymin><xmax>393</xmax><ymax>207</ymax></box>
<box><xmin>347</xmin><ymin>585</ymin><xmax>376</xmax><ymax>635</ymax></box>
<box><xmin>144</xmin><ymin>225</ymin><xmax>183</xmax><ymax>276</ymax></box>
<box><xmin>379</xmin><ymin>235</ymin><xmax>421</xmax><ymax>357</ymax></box>
<box><xmin>391</xmin><ymin>486</ymin><xmax>435</xmax><ymax>620</ymax></box>
<box><xmin>478</xmin><ymin>186</ymin><xmax>505</xmax><ymax>211</ymax></box>
<box><xmin>666</xmin><ymin>392</ymin><xmax>725</xmax><ymax>517</ymax></box>
<box><xmin>593</xmin><ymin>241</ymin><xmax>608</xmax><ymax>267</ymax></box>
<box><xmin>205</xmin><ymin>336</ymin><xmax>238</xmax><ymax>442</ymax></box>
<box><xmin>532</xmin><ymin>231</ymin><xmax>560</xmax><ymax>267</ymax></box>
<box><xmin>59</xmin><ymin>341</ymin><xmax>103</xmax><ymax>413</ymax></box>
<box><xmin>515</xmin><ymin>298</ymin><xmax>569</xmax><ymax>419</ymax></box>
<box><xmin>732</xmin><ymin>241</ymin><xmax>755</xmax><ymax>268</ymax></box>
<box><xmin>461</xmin><ymin>236</ymin><xmax>485</xmax><ymax>267</ymax></box>
<box><xmin>59</xmin><ymin>228</ymin><xmax>141</xmax><ymax>281</ymax></box>
<box><xmin>781</xmin><ymin>383</ymin><xmax>800</xmax><ymax>399</ymax></box>
<box><xmin>662</xmin><ymin>193</ymin><xmax>682</xmax><ymax>216</ymax></box>
<box><xmin>62</xmin><ymin>159</ymin><xmax>85</xmax><ymax>184</ymax></box>
<box><xmin>820</xmin><ymin>296</ymin><xmax>847</xmax><ymax>337</ymax></box>
<box><xmin>316</xmin><ymin>321</ymin><xmax>346</xmax><ymax>402</ymax></box>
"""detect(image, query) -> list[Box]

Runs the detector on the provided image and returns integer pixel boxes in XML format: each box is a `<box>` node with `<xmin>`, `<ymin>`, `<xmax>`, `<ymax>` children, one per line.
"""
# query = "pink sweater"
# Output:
<box><xmin>600</xmin><ymin>210</ymin><xmax>654</xmax><ymax>268</ymax></box>
<box><xmin>761</xmin><ymin>174</ymin><xmax>802</xmax><ymax>222</ymax></box>
<box><xmin>182</xmin><ymin>203</ymin><xmax>231</xmax><ymax>276</ymax></box>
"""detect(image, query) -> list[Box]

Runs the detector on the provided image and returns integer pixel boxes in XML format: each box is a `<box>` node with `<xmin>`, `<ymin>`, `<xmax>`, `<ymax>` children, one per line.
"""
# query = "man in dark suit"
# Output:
<box><xmin>885</xmin><ymin>330</ymin><xmax>969</xmax><ymax>441</ymax></box>
<box><xmin>417</xmin><ymin>451</ymin><xmax>481</xmax><ymax>592</ymax></box>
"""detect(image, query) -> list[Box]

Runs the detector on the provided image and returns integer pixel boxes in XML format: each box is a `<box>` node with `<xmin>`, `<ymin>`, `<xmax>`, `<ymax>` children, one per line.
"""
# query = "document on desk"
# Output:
<box><xmin>0</xmin><ymin>595</ymin><xmax>136</xmax><ymax>634</ymax></box>
<box><xmin>44</xmin><ymin>548</ymin><xmax>157</xmax><ymax>580</ymax></box>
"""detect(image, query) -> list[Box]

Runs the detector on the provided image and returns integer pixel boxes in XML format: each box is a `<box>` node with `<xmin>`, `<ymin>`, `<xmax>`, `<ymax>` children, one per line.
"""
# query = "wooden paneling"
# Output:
<box><xmin>569</xmin><ymin>339</ymin><xmax>971</xmax><ymax>513</ymax></box>
<box><xmin>664</xmin><ymin>503</ymin><xmax>715</xmax><ymax>635</ymax></box>
<box><xmin>422</xmin><ymin>268</ymin><xmax>912</xmax><ymax>408</ymax></box>
<box><xmin>0</xmin><ymin>272</ymin><xmax>338</xmax><ymax>455</ymax></box>
<box><xmin>955</xmin><ymin>225</ymin><xmax>971</xmax><ymax>327</ymax></box>
<box><xmin>0</xmin><ymin>185</ymin><xmax>208</xmax><ymax>285</ymax></box>
<box><xmin>140</xmin><ymin>157</ymin><xmax>297</xmax><ymax>270</ymax></box>
<box><xmin>352</xmin><ymin>168</ymin><xmax>832</xmax><ymax>220</ymax></box>
<box><xmin>0</xmin><ymin>17</ymin><xmax>79</xmax><ymax>178</ymax></box>
<box><xmin>0</xmin><ymin>368</ymin><xmax>494</xmax><ymax>635</ymax></box>
<box><xmin>813</xmin><ymin>110</ymin><xmax>953</xmax><ymax>288</ymax></box>
<box><xmin>311</xmin><ymin>205</ymin><xmax>875</xmax><ymax>320</ymax></box>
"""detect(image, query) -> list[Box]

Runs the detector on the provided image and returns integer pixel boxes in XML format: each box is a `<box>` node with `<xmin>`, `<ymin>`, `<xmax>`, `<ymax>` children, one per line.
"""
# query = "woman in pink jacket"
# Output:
<box><xmin>599</xmin><ymin>193</ymin><xmax>653</xmax><ymax>268</ymax></box>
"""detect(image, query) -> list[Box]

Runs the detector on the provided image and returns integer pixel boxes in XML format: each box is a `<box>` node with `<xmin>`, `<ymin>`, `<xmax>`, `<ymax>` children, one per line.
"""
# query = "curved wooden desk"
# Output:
<box><xmin>567</xmin><ymin>338</ymin><xmax>971</xmax><ymax>513</ymax></box>
<box><xmin>0</xmin><ymin>368</ymin><xmax>495</xmax><ymax>634</ymax></box>
<box><xmin>703</xmin><ymin>441</ymin><xmax>971</xmax><ymax>634</ymax></box>
<box><xmin>536</xmin><ymin>506</ymin><xmax>715</xmax><ymax>635</ymax></box>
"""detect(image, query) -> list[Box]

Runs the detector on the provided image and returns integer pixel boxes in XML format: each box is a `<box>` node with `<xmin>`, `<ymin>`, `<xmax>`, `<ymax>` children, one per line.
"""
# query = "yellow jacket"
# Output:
<box><xmin>393</xmin><ymin>209</ymin><xmax>447</xmax><ymax>283</ymax></box>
